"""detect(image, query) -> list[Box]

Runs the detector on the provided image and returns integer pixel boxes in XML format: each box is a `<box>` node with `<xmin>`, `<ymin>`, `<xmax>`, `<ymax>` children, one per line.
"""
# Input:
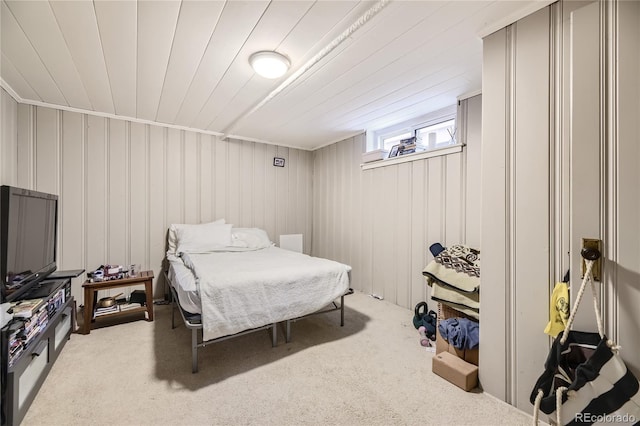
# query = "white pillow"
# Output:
<box><xmin>231</xmin><ymin>228</ymin><xmax>273</xmax><ymax>250</ymax></box>
<box><xmin>167</xmin><ymin>219</ymin><xmax>225</xmax><ymax>255</ymax></box>
<box><xmin>176</xmin><ymin>223</ymin><xmax>232</xmax><ymax>254</ymax></box>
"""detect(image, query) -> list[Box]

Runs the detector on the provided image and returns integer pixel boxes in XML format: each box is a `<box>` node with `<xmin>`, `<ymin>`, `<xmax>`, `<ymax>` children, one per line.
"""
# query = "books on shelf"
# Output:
<box><xmin>7</xmin><ymin>320</ymin><xmax>25</xmax><ymax>367</ymax></box>
<box><xmin>10</xmin><ymin>298</ymin><xmax>45</xmax><ymax>319</ymax></box>
<box><xmin>6</xmin><ymin>303</ymin><xmax>50</xmax><ymax>366</ymax></box>
<box><xmin>93</xmin><ymin>302</ymin><xmax>143</xmax><ymax>318</ymax></box>
<box><xmin>398</xmin><ymin>142</ymin><xmax>417</xmax><ymax>155</ymax></box>
<box><xmin>93</xmin><ymin>305</ymin><xmax>118</xmax><ymax>318</ymax></box>
<box><xmin>5</xmin><ymin>285</ymin><xmax>71</xmax><ymax>368</ymax></box>
<box><xmin>118</xmin><ymin>302</ymin><xmax>141</xmax><ymax>312</ymax></box>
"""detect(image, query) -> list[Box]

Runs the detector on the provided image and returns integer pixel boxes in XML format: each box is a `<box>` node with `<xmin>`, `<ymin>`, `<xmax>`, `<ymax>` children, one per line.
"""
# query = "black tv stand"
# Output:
<box><xmin>45</xmin><ymin>269</ymin><xmax>85</xmax><ymax>280</ymax></box>
<box><xmin>21</xmin><ymin>279</ymin><xmax>67</xmax><ymax>299</ymax></box>
<box><xmin>1</xmin><ymin>278</ymin><xmax>75</xmax><ymax>426</ymax></box>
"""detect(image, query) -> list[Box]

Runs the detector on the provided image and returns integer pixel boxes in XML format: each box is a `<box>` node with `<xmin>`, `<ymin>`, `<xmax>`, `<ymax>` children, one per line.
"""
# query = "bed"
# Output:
<box><xmin>164</xmin><ymin>221</ymin><xmax>352</xmax><ymax>372</ymax></box>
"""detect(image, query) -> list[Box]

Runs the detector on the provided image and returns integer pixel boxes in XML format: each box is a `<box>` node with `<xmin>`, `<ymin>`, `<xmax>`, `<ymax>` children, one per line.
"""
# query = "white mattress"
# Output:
<box><xmin>181</xmin><ymin>246</ymin><xmax>351</xmax><ymax>341</ymax></box>
<box><xmin>167</xmin><ymin>256</ymin><xmax>201</xmax><ymax>315</ymax></box>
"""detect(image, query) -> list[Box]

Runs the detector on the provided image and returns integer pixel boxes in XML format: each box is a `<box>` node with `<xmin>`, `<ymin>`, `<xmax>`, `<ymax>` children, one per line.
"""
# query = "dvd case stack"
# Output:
<box><xmin>6</xmin><ymin>321</ymin><xmax>24</xmax><ymax>367</ymax></box>
<box><xmin>18</xmin><ymin>305</ymin><xmax>49</xmax><ymax>349</ymax></box>
<box><xmin>47</xmin><ymin>287</ymin><xmax>66</xmax><ymax>318</ymax></box>
<box><xmin>33</xmin><ymin>305</ymin><xmax>49</xmax><ymax>336</ymax></box>
<box><xmin>6</xmin><ymin>299</ymin><xmax>49</xmax><ymax>366</ymax></box>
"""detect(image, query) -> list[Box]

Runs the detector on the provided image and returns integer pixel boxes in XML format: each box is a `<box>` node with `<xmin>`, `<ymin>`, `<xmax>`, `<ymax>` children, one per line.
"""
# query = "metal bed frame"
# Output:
<box><xmin>164</xmin><ymin>270</ymin><xmax>351</xmax><ymax>373</ymax></box>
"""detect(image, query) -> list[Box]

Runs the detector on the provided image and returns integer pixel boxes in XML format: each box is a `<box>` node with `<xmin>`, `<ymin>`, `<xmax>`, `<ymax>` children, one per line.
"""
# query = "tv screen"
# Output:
<box><xmin>0</xmin><ymin>186</ymin><xmax>58</xmax><ymax>303</ymax></box>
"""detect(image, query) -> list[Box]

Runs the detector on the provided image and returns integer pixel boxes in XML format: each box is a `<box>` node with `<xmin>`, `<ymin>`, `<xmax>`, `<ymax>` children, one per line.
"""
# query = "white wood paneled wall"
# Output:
<box><xmin>1</xmin><ymin>88</ymin><xmax>18</xmax><ymax>183</ymax></box>
<box><xmin>0</xmin><ymin>97</ymin><xmax>313</xmax><ymax>304</ymax></box>
<box><xmin>311</xmin><ymin>96</ymin><xmax>482</xmax><ymax>310</ymax></box>
<box><xmin>480</xmin><ymin>7</ymin><xmax>553</xmax><ymax>409</ymax></box>
<box><xmin>481</xmin><ymin>0</ymin><xmax>640</xmax><ymax>411</ymax></box>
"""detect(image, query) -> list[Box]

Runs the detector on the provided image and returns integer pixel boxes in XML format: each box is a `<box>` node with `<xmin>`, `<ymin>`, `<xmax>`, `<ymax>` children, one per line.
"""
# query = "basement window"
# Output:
<box><xmin>365</xmin><ymin>106</ymin><xmax>458</xmax><ymax>164</ymax></box>
<box><xmin>415</xmin><ymin>119</ymin><xmax>456</xmax><ymax>149</ymax></box>
<box><xmin>376</xmin><ymin>117</ymin><xmax>456</xmax><ymax>153</ymax></box>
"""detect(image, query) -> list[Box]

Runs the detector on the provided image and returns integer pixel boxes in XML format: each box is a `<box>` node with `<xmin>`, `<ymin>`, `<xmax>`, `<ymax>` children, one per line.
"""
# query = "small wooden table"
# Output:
<box><xmin>82</xmin><ymin>270</ymin><xmax>154</xmax><ymax>334</ymax></box>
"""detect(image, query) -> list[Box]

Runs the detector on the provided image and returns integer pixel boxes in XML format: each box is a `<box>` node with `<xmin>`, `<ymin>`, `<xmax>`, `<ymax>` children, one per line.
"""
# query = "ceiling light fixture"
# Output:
<box><xmin>249</xmin><ymin>51</ymin><xmax>290</xmax><ymax>79</ymax></box>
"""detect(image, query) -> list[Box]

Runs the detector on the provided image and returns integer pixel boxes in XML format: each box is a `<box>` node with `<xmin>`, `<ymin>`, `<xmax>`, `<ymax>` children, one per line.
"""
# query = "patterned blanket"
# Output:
<box><xmin>423</xmin><ymin>244</ymin><xmax>480</xmax><ymax>317</ymax></box>
<box><xmin>422</xmin><ymin>244</ymin><xmax>480</xmax><ymax>293</ymax></box>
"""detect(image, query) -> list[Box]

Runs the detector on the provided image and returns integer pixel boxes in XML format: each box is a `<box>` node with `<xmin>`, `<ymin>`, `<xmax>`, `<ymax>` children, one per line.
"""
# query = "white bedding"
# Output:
<box><xmin>180</xmin><ymin>246</ymin><xmax>350</xmax><ymax>341</ymax></box>
<box><xmin>167</xmin><ymin>255</ymin><xmax>201</xmax><ymax>314</ymax></box>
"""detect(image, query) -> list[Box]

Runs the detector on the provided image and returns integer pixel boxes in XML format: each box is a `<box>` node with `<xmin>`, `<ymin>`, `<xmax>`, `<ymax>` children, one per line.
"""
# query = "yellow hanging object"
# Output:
<box><xmin>544</xmin><ymin>282</ymin><xmax>570</xmax><ymax>337</ymax></box>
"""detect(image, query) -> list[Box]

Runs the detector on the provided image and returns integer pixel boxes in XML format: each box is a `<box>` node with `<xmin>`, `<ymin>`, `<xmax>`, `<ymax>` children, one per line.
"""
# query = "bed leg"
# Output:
<box><xmin>171</xmin><ymin>298</ymin><xmax>176</xmax><ymax>329</ymax></box>
<box><xmin>340</xmin><ymin>295</ymin><xmax>345</xmax><ymax>327</ymax></box>
<box><xmin>285</xmin><ymin>320</ymin><xmax>291</xmax><ymax>343</ymax></box>
<box><xmin>192</xmin><ymin>328</ymin><xmax>198</xmax><ymax>373</ymax></box>
<box><xmin>271</xmin><ymin>323</ymin><xmax>277</xmax><ymax>347</ymax></box>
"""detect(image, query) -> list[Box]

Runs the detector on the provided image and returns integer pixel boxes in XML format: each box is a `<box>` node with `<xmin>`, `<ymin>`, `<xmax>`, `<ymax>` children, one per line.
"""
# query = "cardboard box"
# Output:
<box><xmin>435</xmin><ymin>327</ymin><xmax>479</xmax><ymax>366</ymax></box>
<box><xmin>432</xmin><ymin>351</ymin><xmax>479</xmax><ymax>391</ymax></box>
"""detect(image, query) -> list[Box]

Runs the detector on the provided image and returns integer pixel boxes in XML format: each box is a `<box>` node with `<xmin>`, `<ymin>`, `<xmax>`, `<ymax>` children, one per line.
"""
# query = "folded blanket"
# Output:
<box><xmin>430</xmin><ymin>281</ymin><xmax>479</xmax><ymax>312</ymax></box>
<box><xmin>423</xmin><ymin>243</ymin><xmax>480</xmax><ymax>293</ymax></box>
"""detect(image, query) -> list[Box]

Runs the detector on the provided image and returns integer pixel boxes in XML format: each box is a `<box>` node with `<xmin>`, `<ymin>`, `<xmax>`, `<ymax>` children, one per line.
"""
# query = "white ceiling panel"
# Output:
<box><xmin>94</xmin><ymin>1</ymin><xmax>137</xmax><ymax>117</ymax></box>
<box><xmin>246</xmin><ymin>1</ymin><xmax>479</xmax><ymax>133</ymax></box>
<box><xmin>276</xmin><ymin>1</ymin><xmax>361</xmax><ymax>62</ymax></box>
<box><xmin>5</xmin><ymin>0</ymin><xmax>92</xmax><ymax>109</ymax></box>
<box><xmin>136</xmin><ymin>0</ymin><xmax>181</xmax><ymax>121</ymax></box>
<box><xmin>208</xmin><ymin>0</ymin><xmax>364</xmax><ymax>131</ymax></box>
<box><xmin>256</xmin><ymin>39</ymin><xmax>472</xmax><ymax>133</ymax></box>
<box><xmin>236</xmin><ymin>3</ymin><xmax>483</xmax><ymax>144</ymax></box>
<box><xmin>0</xmin><ymin>53</ymin><xmax>40</xmax><ymax>101</ymax></box>
<box><xmin>174</xmin><ymin>0</ymin><xmax>270</xmax><ymax>126</ymax></box>
<box><xmin>48</xmin><ymin>0</ymin><xmax>115</xmax><ymax>113</ymax></box>
<box><xmin>278</xmin><ymin>1</ymin><xmax>443</xmax><ymax>97</ymax></box>
<box><xmin>154</xmin><ymin>0</ymin><xmax>225</xmax><ymax>124</ymax></box>
<box><xmin>1</xmin><ymin>2</ymin><xmax>66</xmax><ymax>105</ymax></box>
<box><xmin>0</xmin><ymin>0</ymin><xmax>550</xmax><ymax>150</ymax></box>
<box><xmin>194</xmin><ymin>0</ymin><xmax>315</xmax><ymax>131</ymax></box>
<box><xmin>328</xmin><ymin>69</ymin><xmax>470</xmax><ymax>127</ymax></box>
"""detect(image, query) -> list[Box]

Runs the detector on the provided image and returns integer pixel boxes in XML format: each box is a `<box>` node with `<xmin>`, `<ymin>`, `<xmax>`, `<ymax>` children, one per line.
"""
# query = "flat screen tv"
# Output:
<box><xmin>0</xmin><ymin>185</ymin><xmax>58</xmax><ymax>303</ymax></box>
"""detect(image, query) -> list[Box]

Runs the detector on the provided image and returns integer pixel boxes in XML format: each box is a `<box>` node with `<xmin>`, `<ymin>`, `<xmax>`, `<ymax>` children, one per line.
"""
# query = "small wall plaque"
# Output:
<box><xmin>273</xmin><ymin>157</ymin><xmax>285</xmax><ymax>167</ymax></box>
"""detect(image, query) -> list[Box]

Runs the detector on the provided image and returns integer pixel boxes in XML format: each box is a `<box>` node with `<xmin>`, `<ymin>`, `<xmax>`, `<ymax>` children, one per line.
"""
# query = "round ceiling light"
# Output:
<box><xmin>249</xmin><ymin>51</ymin><xmax>290</xmax><ymax>79</ymax></box>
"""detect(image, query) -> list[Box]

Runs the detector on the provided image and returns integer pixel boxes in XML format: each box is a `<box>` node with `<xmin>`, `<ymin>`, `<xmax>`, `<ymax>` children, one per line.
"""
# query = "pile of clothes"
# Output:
<box><xmin>438</xmin><ymin>317</ymin><xmax>479</xmax><ymax>350</ymax></box>
<box><xmin>422</xmin><ymin>243</ymin><xmax>480</xmax><ymax>320</ymax></box>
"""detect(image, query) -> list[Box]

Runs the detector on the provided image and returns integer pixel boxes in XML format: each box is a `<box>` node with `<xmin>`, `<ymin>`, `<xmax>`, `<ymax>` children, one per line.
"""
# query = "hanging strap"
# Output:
<box><xmin>556</xmin><ymin>386</ymin><xmax>568</xmax><ymax>425</ymax></box>
<box><xmin>560</xmin><ymin>259</ymin><xmax>605</xmax><ymax>344</ymax></box>
<box><xmin>533</xmin><ymin>389</ymin><xmax>544</xmax><ymax>425</ymax></box>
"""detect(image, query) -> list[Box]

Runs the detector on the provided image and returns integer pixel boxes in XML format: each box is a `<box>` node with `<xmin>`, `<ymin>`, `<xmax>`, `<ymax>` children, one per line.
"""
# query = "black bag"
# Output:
<box><xmin>531</xmin><ymin>258</ymin><xmax>640</xmax><ymax>425</ymax></box>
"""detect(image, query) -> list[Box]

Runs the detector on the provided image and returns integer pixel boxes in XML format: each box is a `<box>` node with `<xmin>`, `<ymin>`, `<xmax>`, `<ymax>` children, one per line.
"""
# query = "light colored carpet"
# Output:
<box><xmin>22</xmin><ymin>291</ymin><xmax>535</xmax><ymax>426</ymax></box>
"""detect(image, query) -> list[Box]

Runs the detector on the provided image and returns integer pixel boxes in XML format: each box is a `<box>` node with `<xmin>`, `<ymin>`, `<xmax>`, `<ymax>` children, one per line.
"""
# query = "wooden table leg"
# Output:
<box><xmin>145</xmin><ymin>278</ymin><xmax>154</xmax><ymax>321</ymax></box>
<box><xmin>84</xmin><ymin>286</ymin><xmax>94</xmax><ymax>334</ymax></box>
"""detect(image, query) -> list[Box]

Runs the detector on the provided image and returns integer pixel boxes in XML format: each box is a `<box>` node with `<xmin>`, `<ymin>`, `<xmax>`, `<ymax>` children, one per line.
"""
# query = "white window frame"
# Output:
<box><xmin>366</xmin><ymin>105</ymin><xmax>458</xmax><ymax>153</ymax></box>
